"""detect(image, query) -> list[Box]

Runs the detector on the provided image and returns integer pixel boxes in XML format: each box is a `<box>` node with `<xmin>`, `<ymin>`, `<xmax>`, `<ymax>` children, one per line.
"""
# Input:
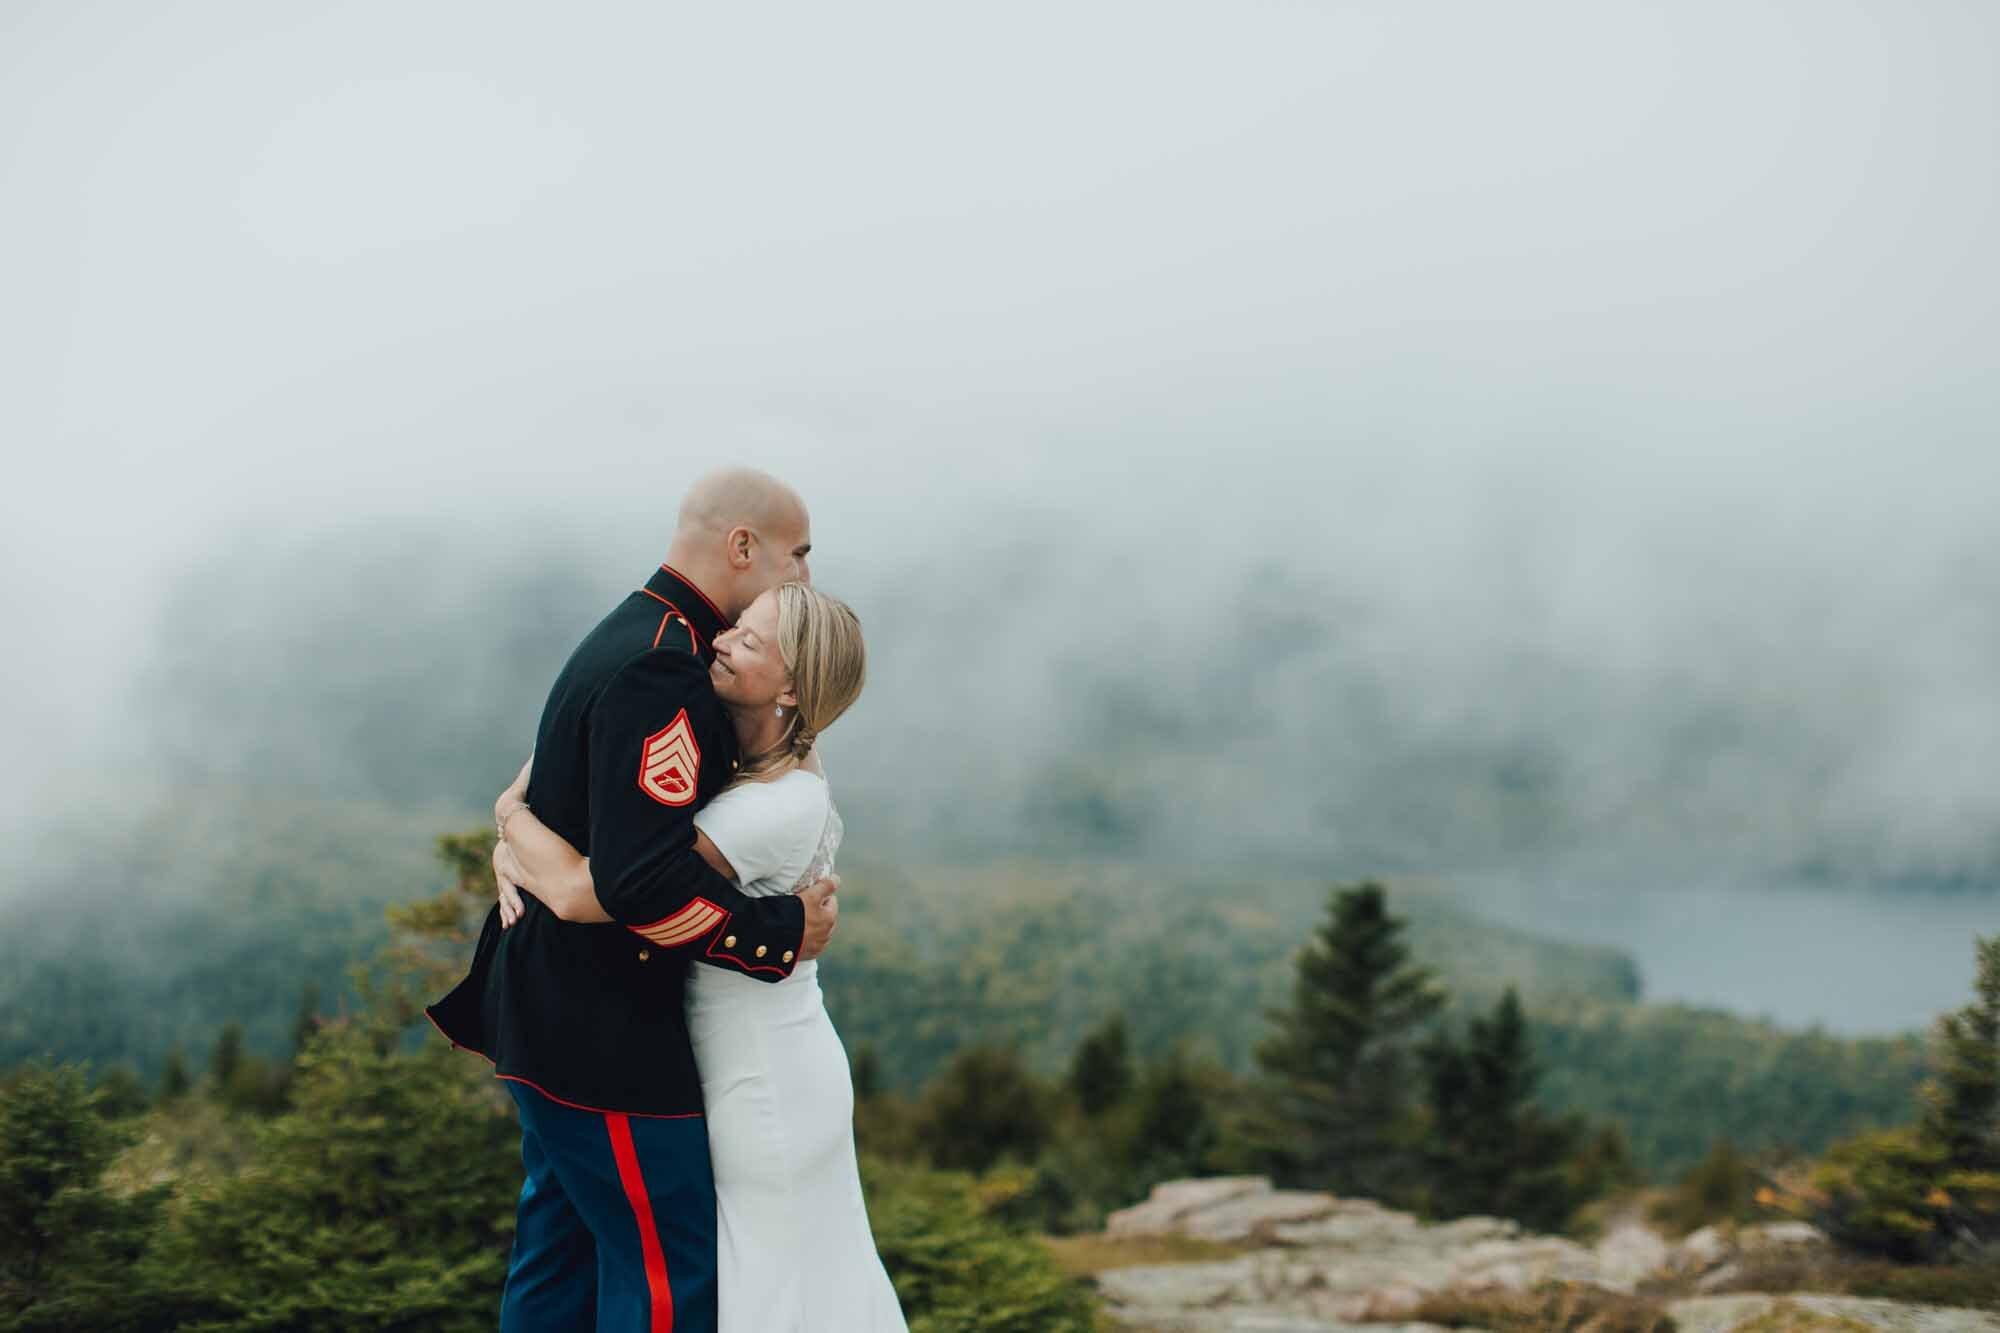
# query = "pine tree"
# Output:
<box><xmin>157</xmin><ymin>1047</ymin><xmax>190</xmax><ymax>1104</ymax></box>
<box><xmin>1919</xmin><ymin>933</ymin><xmax>2000</xmax><ymax>1173</ymax></box>
<box><xmin>851</xmin><ymin>1043</ymin><xmax>884</xmax><ymax>1102</ymax></box>
<box><xmin>1251</xmin><ymin>881</ymin><xmax>1446</xmax><ymax>1201</ymax></box>
<box><xmin>155</xmin><ymin>1017</ymin><xmax>521</xmax><ymax>1332</ymax></box>
<box><xmin>917</xmin><ymin>1046</ymin><xmax>1052</xmax><ymax>1173</ymax></box>
<box><xmin>0</xmin><ymin>1062</ymin><xmax>172</xmax><ymax>1331</ymax></box>
<box><xmin>1417</xmin><ymin>986</ymin><xmax>1592</xmax><ymax>1230</ymax></box>
<box><xmin>290</xmin><ymin>982</ymin><xmax>323</xmax><ymax>1059</ymax></box>
<box><xmin>1068</xmin><ymin>1013</ymin><xmax>1134</xmax><ymax>1116</ymax></box>
<box><xmin>208</xmin><ymin>1023</ymin><xmax>244</xmax><ymax>1093</ymax></box>
<box><xmin>1131</xmin><ymin>1048</ymin><xmax>1221</xmax><ymax>1182</ymax></box>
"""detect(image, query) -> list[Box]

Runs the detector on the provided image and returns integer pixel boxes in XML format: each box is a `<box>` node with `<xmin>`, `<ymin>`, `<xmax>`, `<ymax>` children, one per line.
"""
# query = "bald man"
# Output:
<box><xmin>428</xmin><ymin>467</ymin><xmax>839</xmax><ymax>1332</ymax></box>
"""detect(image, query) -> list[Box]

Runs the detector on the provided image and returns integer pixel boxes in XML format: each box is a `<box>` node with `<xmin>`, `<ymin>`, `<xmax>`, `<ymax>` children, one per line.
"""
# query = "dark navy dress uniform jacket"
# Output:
<box><xmin>428</xmin><ymin>565</ymin><xmax>806</xmax><ymax>1118</ymax></box>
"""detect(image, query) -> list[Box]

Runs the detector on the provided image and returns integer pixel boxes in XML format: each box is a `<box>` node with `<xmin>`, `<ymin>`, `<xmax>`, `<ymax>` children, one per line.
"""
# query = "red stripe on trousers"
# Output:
<box><xmin>605</xmin><ymin>1113</ymin><xmax>675</xmax><ymax>1332</ymax></box>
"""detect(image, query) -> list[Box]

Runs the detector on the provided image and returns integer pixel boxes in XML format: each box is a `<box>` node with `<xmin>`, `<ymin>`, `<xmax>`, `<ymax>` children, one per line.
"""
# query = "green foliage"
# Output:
<box><xmin>1249</xmin><ymin>881</ymin><xmax>1446</xmax><ymax>1200</ymax></box>
<box><xmin>824</xmin><ymin>857</ymin><xmax>1637</xmax><ymax>1096</ymax></box>
<box><xmin>1918</xmin><ymin>934</ymin><xmax>2000</xmax><ymax>1175</ymax></box>
<box><xmin>1417</xmin><ymin>986</ymin><xmax>1593</xmax><ymax>1230</ymax></box>
<box><xmin>1794</xmin><ymin>934</ymin><xmax>2000</xmax><ymax>1262</ymax></box>
<box><xmin>916</xmin><ymin>1046</ymin><xmax>1054</xmax><ymax>1173</ymax></box>
<box><xmin>1527</xmin><ymin>1000</ymin><xmax>1928</xmax><ymax>1179</ymax></box>
<box><xmin>1068</xmin><ymin>1013</ymin><xmax>1133</xmax><ymax>1116</ymax></box>
<box><xmin>0</xmin><ymin>1062</ymin><xmax>173</xmax><ymax>1332</ymax></box>
<box><xmin>852</xmin><ymin>1043</ymin><xmax>884</xmax><ymax>1100</ymax></box>
<box><xmin>1130</xmin><ymin>1048</ymin><xmax>1224</xmax><ymax>1185</ymax></box>
<box><xmin>1564</xmin><ymin>1123</ymin><xmax>1644</xmax><ymax>1206</ymax></box>
<box><xmin>861</xmin><ymin>1157</ymin><xmax>1095</xmax><ymax>1333</ymax></box>
<box><xmin>209</xmin><ymin>1023</ymin><xmax>244</xmax><ymax>1090</ymax></box>
<box><xmin>6</xmin><ymin>805</ymin><xmax>1930</xmax><ymax>1189</ymax></box>
<box><xmin>91</xmin><ymin>1065</ymin><xmax>151</xmax><ymax>1120</ymax></box>
<box><xmin>290</xmin><ymin>982</ymin><xmax>322</xmax><ymax>1059</ymax></box>
<box><xmin>157</xmin><ymin>1047</ymin><xmax>190</xmax><ymax>1104</ymax></box>
<box><xmin>155</xmin><ymin>1018</ymin><xmax>520</xmax><ymax>1332</ymax></box>
<box><xmin>1648</xmin><ymin>1137</ymin><xmax>1769</xmax><ymax>1235</ymax></box>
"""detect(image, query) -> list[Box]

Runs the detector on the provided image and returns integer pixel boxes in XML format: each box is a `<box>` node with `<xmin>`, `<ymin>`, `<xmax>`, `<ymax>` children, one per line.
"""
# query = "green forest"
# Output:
<box><xmin>0</xmin><ymin>788</ymin><xmax>1934</xmax><ymax>1181</ymax></box>
<box><xmin>6</xmin><ymin>814</ymin><xmax>1996</xmax><ymax>1328</ymax></box>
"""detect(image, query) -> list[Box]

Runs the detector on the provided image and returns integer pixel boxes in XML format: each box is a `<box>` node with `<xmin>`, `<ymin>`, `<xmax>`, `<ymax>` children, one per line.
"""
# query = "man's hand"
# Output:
<box><xmin>495</xmin><ymin>841</ymin><xmax>528</xmax><ymax>928</ymax></box>
<box><xmin>797</xmin><ymin>874</ymin><xmax>839</xmax><ymax>960</ymax></box>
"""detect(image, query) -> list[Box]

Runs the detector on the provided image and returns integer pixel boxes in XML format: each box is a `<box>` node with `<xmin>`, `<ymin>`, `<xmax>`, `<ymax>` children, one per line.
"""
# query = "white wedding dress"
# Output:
<box><xmin>687</xmin><ymin>769</ymin><xmax>906</xmax><ymax>1333</ymax></box>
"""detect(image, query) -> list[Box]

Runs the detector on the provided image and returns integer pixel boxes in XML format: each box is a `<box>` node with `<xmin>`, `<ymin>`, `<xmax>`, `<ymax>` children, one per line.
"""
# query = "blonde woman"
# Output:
<box><xmin>493</xmin><ymin>581</ymin><xmax>904</xmax><ymax>1332</ymax></box>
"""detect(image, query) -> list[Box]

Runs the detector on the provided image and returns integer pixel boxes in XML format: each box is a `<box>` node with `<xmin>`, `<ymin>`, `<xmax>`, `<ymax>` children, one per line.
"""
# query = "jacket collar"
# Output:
<box><xmin>642</xmin><ymin>564</ymin><xmax>733</xmax><ymax>654</ymax></box>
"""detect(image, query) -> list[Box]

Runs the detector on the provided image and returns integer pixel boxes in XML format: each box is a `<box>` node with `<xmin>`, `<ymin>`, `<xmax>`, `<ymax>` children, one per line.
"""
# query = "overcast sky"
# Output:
<box><xmin>4</xmin><ymin>0</ymin><xmax>1997</xmax><ymax>899</ymax></box>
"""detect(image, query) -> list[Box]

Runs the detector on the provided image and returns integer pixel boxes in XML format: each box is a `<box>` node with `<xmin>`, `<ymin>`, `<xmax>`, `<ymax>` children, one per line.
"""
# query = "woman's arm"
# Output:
<box><xmin>498</xmin><ymin>806</ymin><xmax>741</xmax><ymax>925</ymax></box>
<box><xmin>693</xmin><ymin>828</ymin><xmax>738</xmax><ymax>884</ymax></box>
<box><xmin>501</xmin><ymin>806</ymin><xmax>605</xmax><ymax>923</ymax></box>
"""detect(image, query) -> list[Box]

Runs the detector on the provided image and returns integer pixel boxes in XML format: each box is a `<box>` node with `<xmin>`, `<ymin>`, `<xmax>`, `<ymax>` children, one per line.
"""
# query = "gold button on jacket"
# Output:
<box><xmin>755</xmin><ymin>945</ymin><xmax>768</xmax><ymax>958</ymax></box>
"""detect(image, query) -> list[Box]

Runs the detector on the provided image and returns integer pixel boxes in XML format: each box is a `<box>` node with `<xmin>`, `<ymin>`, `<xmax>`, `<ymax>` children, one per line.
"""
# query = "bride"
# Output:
<box><xmin>492</xmin><ymin>580</ymin><xmax>906</xmax><ymax>1333</ymax></box>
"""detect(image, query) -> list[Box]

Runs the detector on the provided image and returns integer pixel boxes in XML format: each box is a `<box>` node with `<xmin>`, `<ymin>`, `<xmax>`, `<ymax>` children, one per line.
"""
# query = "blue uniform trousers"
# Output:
<box><xmin>500</xmin><ymin>1080</ymin><xmax>718</xmax><ymax>1333</ymax></box>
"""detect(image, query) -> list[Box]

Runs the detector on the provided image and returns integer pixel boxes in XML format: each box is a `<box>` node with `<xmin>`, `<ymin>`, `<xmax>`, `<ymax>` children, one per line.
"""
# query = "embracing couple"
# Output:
<box><xmin>427</xmin><ymin>467</ymin><xmax>905</xmax><ymax>1332</ymax></box>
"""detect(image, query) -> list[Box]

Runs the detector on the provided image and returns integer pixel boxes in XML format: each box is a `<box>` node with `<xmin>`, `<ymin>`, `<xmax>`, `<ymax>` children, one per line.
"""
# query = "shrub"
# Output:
<box><xmin>862</xmin><ymin>1157</ymin><xmax>1096</xmax><ymax>1333</ymax></box>
<box><xmin>1806</xmin><ymin>1125</ymin><xmax>1949</xmax><ymax>1261</ymax></box>
<box><xmin>153</xmin><ymin>1020</ymin><xmax>519</xmax><ymax>1332</ymax></box>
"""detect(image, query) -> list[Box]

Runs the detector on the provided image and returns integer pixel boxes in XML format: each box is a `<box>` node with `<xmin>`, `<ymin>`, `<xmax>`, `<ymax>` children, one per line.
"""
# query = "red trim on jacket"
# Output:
<box><xmin>431</xmin><ymin>1006</ymin><xmax>708</xmax><ymax>1120</ymax></box>
<box><xmin>638</xmin><ymin>590</ymin><xmax>705</xmax><ymax>656</ymax></box>
<box><xmin>703</xmin><ymin>929</ymin><xmax>790</xmax><ymax>978</ymax></box>
<box><xmin>658</xmin><ymin>563</ymin><xmax>729</xmax><ymax>625</ymax></box>
<box><xmin>494</xmin><ymin>1074</ymin><xmax>705</xmax><ymax>1121</ymax></box>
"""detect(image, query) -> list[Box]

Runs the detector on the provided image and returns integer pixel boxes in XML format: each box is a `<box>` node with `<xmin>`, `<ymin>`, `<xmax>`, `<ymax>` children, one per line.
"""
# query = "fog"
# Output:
<box><xmin>4</xmin><ymin>1</ymin><xmax>1997</xmax><ymax>1031</ymax></box>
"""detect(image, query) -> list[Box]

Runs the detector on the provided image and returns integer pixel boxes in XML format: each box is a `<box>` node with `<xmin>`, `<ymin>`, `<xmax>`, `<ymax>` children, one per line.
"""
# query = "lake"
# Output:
<box><xmin>1444</xmin><ymin>869</ymin><xmax>1997</xmax><ymax>1038</ymax></box>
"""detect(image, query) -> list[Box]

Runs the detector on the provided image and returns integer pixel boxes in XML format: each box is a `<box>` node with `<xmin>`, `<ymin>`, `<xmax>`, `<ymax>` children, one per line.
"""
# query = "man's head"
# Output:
<box><xmin>662</xmin><ymin>467</ymin><xmax>812</xmax><ymax>620</ymax></box>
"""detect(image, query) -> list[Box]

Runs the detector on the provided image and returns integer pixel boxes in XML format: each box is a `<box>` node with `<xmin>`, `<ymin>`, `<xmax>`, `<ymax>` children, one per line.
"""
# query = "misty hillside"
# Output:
<box><xmin>52</xmin><ymin>520</ymin><xmax>2000</xmax><ymax>891</ymax></box>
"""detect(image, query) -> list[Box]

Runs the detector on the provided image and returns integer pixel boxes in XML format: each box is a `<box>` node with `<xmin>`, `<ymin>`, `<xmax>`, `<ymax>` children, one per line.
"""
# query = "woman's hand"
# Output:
<box><xmin>494</xmin><ymin>755</ymin><xmax>532</xmax><ymax>828</ymax></box>
<box><xmin>495</xmin><ymin>840</ymin><xmax>529</xmax><ymax>928</ymax></box>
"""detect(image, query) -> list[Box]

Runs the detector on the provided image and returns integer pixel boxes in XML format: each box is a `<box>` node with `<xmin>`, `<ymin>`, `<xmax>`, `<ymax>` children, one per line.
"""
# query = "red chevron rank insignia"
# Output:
<box><xmin>638</xmin><ymin>709</ymin><xmax>700</xmax><ymax>806</ymax></box>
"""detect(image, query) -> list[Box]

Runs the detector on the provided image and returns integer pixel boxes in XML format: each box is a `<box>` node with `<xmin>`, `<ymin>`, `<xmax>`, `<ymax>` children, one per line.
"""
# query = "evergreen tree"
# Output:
<box><xmin>1648</xmin><ymin>1137</ymin><xmax>1761</xmax><ymax>1234</ymax></box>
<box><xmin>1068</xmin><ymin>1013</ymin><xmax>1134</xmax><ymax>1116</ymax></box>
<box><xmin>862</xmin><ymin>1159</ymin><xmax>1096</xmax><ymax>1332</ymax></box>
<box><xmin>917</xmin><ymin>1046</ymin><xmax>1052</xmax><ymax>1173</ymax></box>
<box><xmin>1919</xmin><ymin>933</ymin><xmax>2000</xmax><ymax>1174</ymax></box>
<box><xmin>1130</xmin><ymin>1048</ymin><xmax>1221</xmax><ymax>1182</ymax></box>
<box><xmin>852</xmin><ymin>1043</ymin><xmax>884</xmax><ymax>1102</ymax></box>
<box><xmin>91</xmin><ymin>1066</ymin><xmax>151</xmax><ymax>1121</ymax></box>
<box><xmin>1417</xmin><ymin>986</ymin><xmax>1591</xmax><ymax>1230</ymax></box>
<box><xmin>1251</xmin><ymin>881</ymin><xmax>1445</xmax><ymax>1201</ymax></box>
<box><xmin>154</xmin><ymin>1017</ymin><xmax>520</xmax><ymax>1332</ymax></box>
<box><xmin>157</xmin><ymin>1047</ymin><xmax>190</xmax><ymax>1104</ymax></box>
<box><xmin>290</xmin><ymin>981</ymin><xmax>323</xmax><ymax>1059</ymax></box>
<box><xmin>0</xmin><ymin>1062</ymin><xmax>172</xmax><ymax>1331</ymax></box>
<box><xmin>208</xmin><ymin>1023</ymin><xmax>245</xmax><ymax>1093</ymax></box>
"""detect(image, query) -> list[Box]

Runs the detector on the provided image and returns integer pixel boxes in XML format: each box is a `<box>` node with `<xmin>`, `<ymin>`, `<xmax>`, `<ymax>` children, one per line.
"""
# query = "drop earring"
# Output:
<box><xmin>775</xmin><ymin>705</ymin><xmax>784</xmax><ymax>719</ymax></box>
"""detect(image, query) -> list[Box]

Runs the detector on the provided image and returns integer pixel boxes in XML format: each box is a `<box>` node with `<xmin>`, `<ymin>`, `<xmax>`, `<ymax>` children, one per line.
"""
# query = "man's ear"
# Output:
<box><xmin>726</xmin><ymin>526</ymin><xmax>755</xmax><ymax>568</ymax></box>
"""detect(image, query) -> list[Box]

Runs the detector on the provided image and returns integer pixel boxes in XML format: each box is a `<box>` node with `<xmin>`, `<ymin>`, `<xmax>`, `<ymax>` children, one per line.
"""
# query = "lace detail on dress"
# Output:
<box><xmin>791</xmin><ymin>796</ymin><xmax>843</xmax><ymax>892</ymax></box>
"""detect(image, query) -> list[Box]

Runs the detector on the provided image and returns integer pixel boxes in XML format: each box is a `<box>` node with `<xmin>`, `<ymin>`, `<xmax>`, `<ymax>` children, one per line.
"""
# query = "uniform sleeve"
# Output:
<box><xmin>693</xmin><ymin>775</ymin><xmax>828</xmax><ymax>889</ymax></box>
<box><xmin>587</xmin><ymin>650</ymin><xmax>805</xmax><ymax>981</ymax></box>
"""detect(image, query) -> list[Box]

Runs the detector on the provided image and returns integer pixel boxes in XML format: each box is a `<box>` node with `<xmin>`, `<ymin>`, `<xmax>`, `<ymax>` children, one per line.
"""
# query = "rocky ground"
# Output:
<box><xmin>1089</xmin><ymin>1177</ymin><xmax>2000</xmax><ymax>1333</ymax></box>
